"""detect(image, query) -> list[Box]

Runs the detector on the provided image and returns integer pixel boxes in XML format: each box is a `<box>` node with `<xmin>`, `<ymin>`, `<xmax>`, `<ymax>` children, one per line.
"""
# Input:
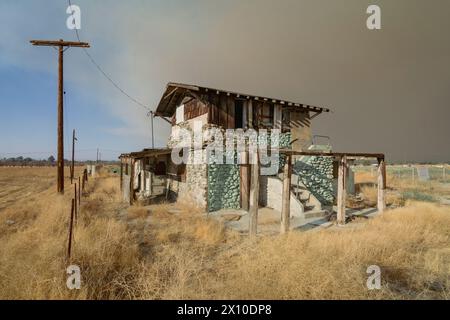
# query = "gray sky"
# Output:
<box><xmin>1</xmin><ymin>0</ymin><xmax>449</xmax><ymax>162</ymax></box>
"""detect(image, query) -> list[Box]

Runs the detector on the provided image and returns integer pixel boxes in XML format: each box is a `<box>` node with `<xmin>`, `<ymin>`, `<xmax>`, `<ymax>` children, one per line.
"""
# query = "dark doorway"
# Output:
<box><xmin>235</xmin><ymin>100</ymin><xmax>243</xmax><ymax>128</ymax></box>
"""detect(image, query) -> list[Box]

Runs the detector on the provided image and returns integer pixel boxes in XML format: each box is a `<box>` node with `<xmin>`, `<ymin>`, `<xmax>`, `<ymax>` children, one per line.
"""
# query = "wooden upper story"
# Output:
<box><xmin>155</xmin><ymin>82</ymin><xmax>331</xmax><ymax>150</ymax></box>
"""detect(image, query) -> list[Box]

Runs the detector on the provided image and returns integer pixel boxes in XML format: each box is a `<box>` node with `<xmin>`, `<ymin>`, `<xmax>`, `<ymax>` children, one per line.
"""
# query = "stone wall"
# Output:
<box><xmin>294</xmin><ymin>156</ymin><xmax>334</xmax><ymax>205</ymax></box>
<box><xmin>183</xmin><ymin>163</ymin><xmax>208</xmax><ymax>208</ymax></box>
<box><xmin>165</xmin><ymin>150</ymin><xmax>208</xmax><ymax>209</ymax></box>
<box><xmin>207</xmin><ymin>162</ymin><xmax>240</xmax><ymax>212</ymax></box>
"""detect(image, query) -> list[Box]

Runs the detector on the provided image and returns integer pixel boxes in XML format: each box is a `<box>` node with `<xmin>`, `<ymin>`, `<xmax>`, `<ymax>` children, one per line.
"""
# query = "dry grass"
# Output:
<box><xmin>215</xmin><ymin>203</ymin><xmax>450</xmax><ymax>299</ymax></box>
<box><xmin>355</xmin><ymin>168</ymin><xmax>450</xmax><ymax>208</ymax></box>
<box><xmin>0</xmin><ymin>167</ymin><xmax>449</xmax><ymax>299</ymax></box>
<box><xmin>127</xmin><ymin>206</ymin><xmax>149</xmax><ymax>219</ymax></box>
<box><xmin>0</xmin><ymin>167</ymin><xmax>136</xmax><ymax>299</ymax></box>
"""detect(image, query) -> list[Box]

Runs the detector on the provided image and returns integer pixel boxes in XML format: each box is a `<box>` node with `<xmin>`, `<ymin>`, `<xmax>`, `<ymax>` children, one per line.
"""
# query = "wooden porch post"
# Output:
<box><xmin>377</xmin><ymin>158</ymin><xmax>386</xmax><ymax>213</ymax></box>
<box><xmin>129</xmin><ymin>159</ymin><xmax>135</xmax><ymax>205</ymax></box>
<box><xmin>120</xmin><ymin>159</ymin><xmax>123</xmax><ymax>191</ymax></box>
<box><xmin>281</xmin><ymin>154</ymin><xmax>292</xmax><ymax>234</ymax></box>
<box><xmin>337</xmin><ymin>155</ymin><xmax>347</xmax><ymax>225</ymax></box>
<box><xmin>240</xmin><ymin>151</ymin><xmax>250</xmax><ymax>211</ymax></box>
<box><xmin>249</xmin><ymin>150</ymin><xmax>259</xmax><ymax>237</ymax></box>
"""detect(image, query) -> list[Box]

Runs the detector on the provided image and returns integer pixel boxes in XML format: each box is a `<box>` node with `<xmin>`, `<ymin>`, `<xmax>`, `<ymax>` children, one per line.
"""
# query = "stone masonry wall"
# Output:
<box><xmin>207</xmin><ymin>162</ymin><xmax>240</xmax><ymax>212</ymax></box>
<box><xmin>294</xmin><ymin>157</ymin><xmax>334</xmax><ymax>205</ymax></box>
<box><xmin>183</xmin><ymin>163</ymin><xmax>208</xmax><ymax>208</ymax></box>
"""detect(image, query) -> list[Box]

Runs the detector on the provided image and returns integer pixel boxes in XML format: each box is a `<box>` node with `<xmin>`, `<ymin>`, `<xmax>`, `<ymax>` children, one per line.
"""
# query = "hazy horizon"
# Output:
<box><xmin>1</xmin><ymin>0</ymin><xmax>449</xmax><ymax>162</ymax></box>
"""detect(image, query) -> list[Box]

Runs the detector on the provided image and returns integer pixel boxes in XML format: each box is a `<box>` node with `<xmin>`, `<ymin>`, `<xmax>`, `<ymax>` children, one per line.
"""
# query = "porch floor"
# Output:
<box><xmin>208</xmin><ymin>206</ymin><xmax>379</xmax><ymax>235</ymax></box>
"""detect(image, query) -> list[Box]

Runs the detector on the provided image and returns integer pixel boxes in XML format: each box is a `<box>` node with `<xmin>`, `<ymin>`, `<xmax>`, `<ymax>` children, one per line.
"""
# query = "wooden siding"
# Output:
<box><xmin>184</xmin><ymin>99</ymin><xmax>209</xmax><ymax>121</ymax></box>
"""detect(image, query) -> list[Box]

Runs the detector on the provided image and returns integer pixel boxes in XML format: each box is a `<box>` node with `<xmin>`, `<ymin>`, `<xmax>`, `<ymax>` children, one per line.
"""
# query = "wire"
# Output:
<box><xmin>67</xmin><ymin>0</ymin><xmax>151</xmax><ymax>113</ymax></box>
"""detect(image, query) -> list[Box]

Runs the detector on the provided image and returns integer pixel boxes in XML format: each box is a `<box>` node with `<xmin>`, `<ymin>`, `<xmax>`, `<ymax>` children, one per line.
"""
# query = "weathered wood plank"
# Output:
<box><xmin>227</xmin><ymin>95</ymin><xmax>235</xmax><ymax>129</ymax></box>
<box><xmin>248</xmin><ymin>100</ymin><xmax>253</xmax><ymax>128</ymax></box>
<box><xmin>219</xmin><ymin>94</ymin><xmax>228</xmax><ymax>128</ymax></box>
<box><xmin>281</xmin><ymin>154</ymin><xmax>292</xmax><ymax>233</ymax></box>
<box><xmin>377</xmin><ymin>158</ymin><xmax>386</xmax><ymax>213</ymax></box>
<box><xmin>120</xmin><ymin>160</ymin><xmax>123</xmax><ymax>191</ymax></box>
<box><xmin>337</xmin><ymin>155</ymin><xmax>347</xmax><ymax>225</ymax></box>
<box><xmin>240</xmin><ymin>151</ymin><xmax>250</xmax><ymax>211</ymax></box>
<box><xmin>279</xmin><ymin>149</ymin><xmax>385</xmax><ymax>159</ymax></box>
<box><xmin>130</xmin><ymin>159</ymin><xmax>135</xmax><ymax>205</ymax></box>
<box><xmin>274</xmin><ymin>104</ymin><xmax>282</xmax><ymax>129</ymax></box>
<box><xmin>249</xmin><ymin>150</ymin><xmax>259</xmax><ymax>237</ymax></box>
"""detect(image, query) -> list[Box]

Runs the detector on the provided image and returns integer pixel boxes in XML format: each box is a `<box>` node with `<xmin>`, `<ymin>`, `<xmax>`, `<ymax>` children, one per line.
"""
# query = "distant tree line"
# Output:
<box><xmin>0</xmin><ymin>156</ymin><xmax>118</xmax><ymax>167</ymax></box>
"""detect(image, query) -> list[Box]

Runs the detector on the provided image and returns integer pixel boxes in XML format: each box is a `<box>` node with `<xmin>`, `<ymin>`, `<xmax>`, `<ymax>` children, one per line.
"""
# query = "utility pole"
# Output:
<box><xmin>96</xmin><ymin>148</ymin><xmax>99</xmax><ymax>163</ymax></box>
<box><xmin>148</xmin><ymin>110</ymin><xmax>155</xmax><ymax>149</ymax></box>
<box><xmin>71</xmin><ymin>129</ymin><xmax>77</xmax><ymax>184</ymax></box>
<box><xmin>151</xmin><ymin>112</ymin><xmax>155</xmax><ymax>148</ymax></box>
<box><xmin>30</xmin><ymin>39</ymin><xmax>90</xmax><ymax>194</ymax></box>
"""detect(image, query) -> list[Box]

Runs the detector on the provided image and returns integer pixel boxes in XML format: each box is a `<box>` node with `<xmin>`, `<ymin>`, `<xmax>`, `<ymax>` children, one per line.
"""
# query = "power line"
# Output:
<box><xmin>67</xmin><ymin>0</ymin><xmax>151</xmax><ymax>112</ymax></box>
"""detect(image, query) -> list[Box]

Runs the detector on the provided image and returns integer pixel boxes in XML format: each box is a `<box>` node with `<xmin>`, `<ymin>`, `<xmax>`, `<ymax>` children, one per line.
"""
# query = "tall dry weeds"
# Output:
<box><xmin>0</xmin><ymin>167</ymin><xmax>449</xmax><ymax>299</ymax></box>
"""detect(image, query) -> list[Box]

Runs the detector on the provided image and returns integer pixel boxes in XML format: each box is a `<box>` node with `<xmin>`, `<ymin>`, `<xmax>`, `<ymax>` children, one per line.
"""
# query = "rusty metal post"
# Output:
<box><xmin>78</xmin><ymin>176</ymin><xmax>81</xmax><ymax>206</ymax></box>
<box><xmin>67</xmin><ymin>199</ymin><xmax>75</xmax><ymax>260</ymax></box>
<box><xmin>81</xmin><ymin>171</ymin><xmax>85</xmax><ymax>192</ymax></box>
<box><xmin>74</xmin><ymin>183</ymin><xmax>77</xmax><ymax>221</ymax></box>
<box><xmin>71</xmin><ymin>129</ymin><xmax>76</xmax><ymax>184</ymax></box>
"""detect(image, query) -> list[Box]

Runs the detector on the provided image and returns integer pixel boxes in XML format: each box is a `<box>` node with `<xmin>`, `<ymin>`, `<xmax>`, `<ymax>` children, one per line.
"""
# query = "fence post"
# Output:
<box><xmin>78</xmin><ymin>176</ymin><xmax>81</xmax><ymax>206</ymax></box>
<box><xmin>67</xmin><ymin>199</ymin><xmax>75</xmax><ymax>260</ymax></box>
<box><xmin>74</xmin><ymin>183</ymin><xmax>77</xmax><ymax>222</ymax></box>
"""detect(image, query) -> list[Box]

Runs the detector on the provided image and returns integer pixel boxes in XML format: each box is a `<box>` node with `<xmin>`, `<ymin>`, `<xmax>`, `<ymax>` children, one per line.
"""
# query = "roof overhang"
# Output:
<box><xmin>119</xmin><ymin>148</ymin><xmax>172</xmax><ymax>160</ymax></box>
<box><xmin>154</xmin><ymin>82</ymin><xmax>331</xmax><ymax>118</ymax></box>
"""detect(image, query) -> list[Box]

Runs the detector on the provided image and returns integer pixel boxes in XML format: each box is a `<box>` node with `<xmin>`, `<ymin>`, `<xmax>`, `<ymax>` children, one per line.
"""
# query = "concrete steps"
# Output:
<box><xmin>304</xmin><ymin>209</ymin><xmax>328</xmax><ymax>219</ymax></box>
<box><xmin>290</xmin><ymin>174</ymin><xmax>322</xmax><ymax>213</ymax></box>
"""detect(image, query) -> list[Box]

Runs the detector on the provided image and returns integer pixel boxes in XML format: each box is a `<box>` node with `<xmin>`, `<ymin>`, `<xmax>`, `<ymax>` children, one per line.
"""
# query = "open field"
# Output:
<box><xmin>353</xmin><ymin>165</ymin><xmax>450</xmax><ymax>207</ymax></box>
<box><xmin>0</xmin><ymin>166</ymin><xmax>449</xmax><ymax>299</ymax></box>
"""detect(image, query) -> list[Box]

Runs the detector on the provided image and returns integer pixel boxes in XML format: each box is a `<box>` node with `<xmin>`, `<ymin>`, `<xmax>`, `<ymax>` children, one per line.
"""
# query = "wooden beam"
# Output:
<box><xmin>279</xmin><ymin>149</ymin><xmax>384</xmax><ymax>159</ymax></box>
<box><xmin>274</xmin><ymin>104</ymin><xmax>282</xmax><ymax>129</ymax></box>
<box><xmin>281</xmin><ymin>155</ymin><xmax>292</xmax><ymax>233</ymax></box>
<box><xmin>30</xmin><ymin>39</ymin><xmax>90</xmax><ymax>47</ymax></box>
<box><xmin>249</xmin><ymin>150</ymin><xmax>259</xmax><ymax>237</ymax></box>
<box><xmin>337</xmin><ymin>155</ymin><xmax>347</xmax><ymax>225</ymax></box>
<box><xmin>248</xmin><ymin>100</ymin><xmax>253</xmax><ymax>128</ymax></box>
<box><xmin>227</xmin><ymin>95</ymin><xmax>235</xmax><ymax>129</ymax></box>
<box><xmin>377</xmin><ymin>158</ymin><xmax>386</xmax><ymax>213</ymax></box>
<box><xmin>163</xmin><ymin>87</ymin><xmax>178</xmax><ymax>100</ymax></box>
<box><xmin>129</xmin><ymin>159</ymin><xmax>135</xmax><ymax>205</ymax></box>
<box><xmin>242</xmin><ymin>100</ymin><xmax>248</xmax><ymax>129</ymax></box>
<box><xmin>120</xmin><ymin>160</ymin><xmax>123</xmax><ymax>191</ymax></box>
<box><xmin>240</xmin><ymin>151</ymin><xmax>250</xmax><ymax>211</ymax></box>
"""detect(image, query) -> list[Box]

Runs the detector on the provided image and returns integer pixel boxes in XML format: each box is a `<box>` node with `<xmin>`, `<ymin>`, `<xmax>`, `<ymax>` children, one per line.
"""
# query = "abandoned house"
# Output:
<box><xmin>118</xmin><ymin>82</ymin><xmax>371</xmax><ymax>223</ymax></box>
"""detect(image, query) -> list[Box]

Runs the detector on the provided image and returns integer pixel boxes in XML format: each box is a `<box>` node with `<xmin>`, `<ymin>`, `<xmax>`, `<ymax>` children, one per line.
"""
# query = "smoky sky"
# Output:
<box><xmin>1</xmin><ymin>0</ymin><xmax>449</xmax><ymax>162</ymax></box>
